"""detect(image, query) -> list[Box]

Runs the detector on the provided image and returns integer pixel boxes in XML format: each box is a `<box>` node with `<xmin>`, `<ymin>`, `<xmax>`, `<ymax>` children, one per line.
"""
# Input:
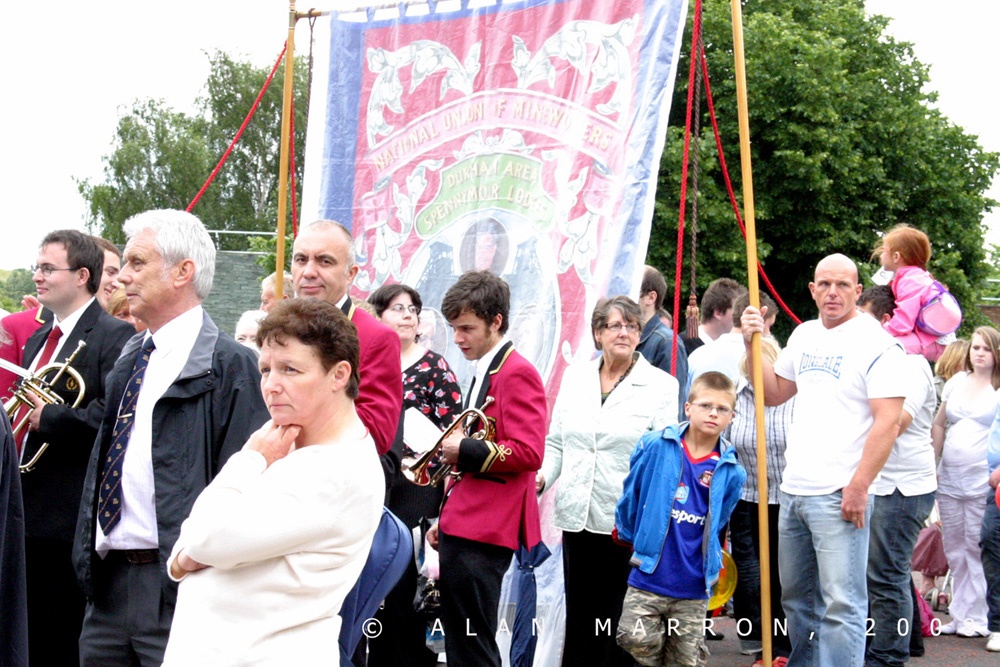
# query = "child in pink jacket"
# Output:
<box><xmin>877</xmin><ymin>224</ymin><xmax>953</xmax><ymax>361</ymax></box>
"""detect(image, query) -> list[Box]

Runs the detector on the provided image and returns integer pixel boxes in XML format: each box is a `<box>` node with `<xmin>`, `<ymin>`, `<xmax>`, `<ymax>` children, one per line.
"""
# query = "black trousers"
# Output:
<box><xmin>25</xmin><ymin>537</ymin><xmax>85</xmax><ymax>667</ymax></box>
<box><xmin>365</xmin><ymin>556</ymin><xmax>439</xmax><ymax>667</ymax></box>
<box><xmin>438</xmin><ymin>532</ymin><xmax>512</xmax><ymax>667</ymax></box>
<box><xmin>730</xmin><ymin>500</ymin><xmax>791</xmax><ymax>655</ymax></box>
<box><xmin>78</xmin><ymin>552</ymin><xmax>172</xmax><ymax>667</ymax></box>
<box><xmin>561</xmin><ymin>529</ymin><xmax>634</xmax><ymax>667</ymax></box>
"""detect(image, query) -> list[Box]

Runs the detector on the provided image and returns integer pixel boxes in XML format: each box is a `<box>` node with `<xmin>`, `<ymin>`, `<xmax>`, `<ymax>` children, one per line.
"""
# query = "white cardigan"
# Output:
<box><xmin>540</xmin><ymin>354</ymin><xmax>678</xmax><ymax>534</ymax></box>
<box><xmin>162</xmin><ymin>433</ymin><xmax>384</xmax><ymax>667</ymax></box>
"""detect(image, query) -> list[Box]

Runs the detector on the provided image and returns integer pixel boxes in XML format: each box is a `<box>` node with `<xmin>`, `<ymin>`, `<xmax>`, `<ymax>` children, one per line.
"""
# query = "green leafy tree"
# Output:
<box><xmin>1</xmin><ymin>269</ymin><xmax>37</xmax><ymax>311</ymax></box>
<box><xmin>647</xmin><ymin>0</ymin><xmax>999</xmax><ymax>337</ymax></box>
<box><xmin>78</xmin><ymin>51</ymin><xmax>308</xmax><ymax>250</ymax></box>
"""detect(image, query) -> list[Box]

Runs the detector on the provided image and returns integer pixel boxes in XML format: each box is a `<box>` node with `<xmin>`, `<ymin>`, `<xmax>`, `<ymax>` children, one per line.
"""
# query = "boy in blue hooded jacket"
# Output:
<box><xmin>615</xmin><ymin>371</ymin><xmax>746</xmax><ymax>666</ymax></box>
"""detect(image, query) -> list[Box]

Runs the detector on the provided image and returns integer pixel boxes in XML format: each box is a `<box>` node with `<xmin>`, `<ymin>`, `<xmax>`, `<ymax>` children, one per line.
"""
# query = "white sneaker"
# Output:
<box><xmin>939</xmin><ymin>620</ymin><xmax>958</xmax><ymax>635</ymax></box>
<box><xmin>986</xmin><ymin>632</ymin><xmax>1000</xmax><ymax>652</ymax></box>
<box><xmin>957</xmin><ymin>621</ymin><xmax>991</xmax><ymax>637</ymax></box>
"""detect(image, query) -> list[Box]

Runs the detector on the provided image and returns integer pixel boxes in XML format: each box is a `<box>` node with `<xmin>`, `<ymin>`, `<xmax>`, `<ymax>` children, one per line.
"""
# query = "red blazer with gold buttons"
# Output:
<box><xmin>439</xmin><ymin>342</ymin><xmax>547</xmax><ymax>550</ymax></box>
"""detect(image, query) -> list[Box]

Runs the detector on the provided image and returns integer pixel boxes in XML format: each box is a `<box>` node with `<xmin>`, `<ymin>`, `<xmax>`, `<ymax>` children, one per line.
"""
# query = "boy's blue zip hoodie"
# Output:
<box><xmin>615</xmin><ymin>422</ymin><xmax>746</xmax><ymax>596</ymax></box>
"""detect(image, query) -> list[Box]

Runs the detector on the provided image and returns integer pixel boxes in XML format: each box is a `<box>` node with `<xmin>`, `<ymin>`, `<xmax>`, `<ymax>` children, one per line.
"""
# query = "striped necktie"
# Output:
<box><xmin>97</xmin><ymin>336</ymin><xmax>156</xmax><ymax>534</ymax></box>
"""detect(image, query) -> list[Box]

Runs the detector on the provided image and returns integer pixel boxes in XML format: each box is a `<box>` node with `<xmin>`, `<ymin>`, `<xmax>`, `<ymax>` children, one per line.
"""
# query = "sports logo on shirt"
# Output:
<box><xmin>674</xmin><ymin>483</ymin><xmax>689</xmax><ymax>504</ymax></box>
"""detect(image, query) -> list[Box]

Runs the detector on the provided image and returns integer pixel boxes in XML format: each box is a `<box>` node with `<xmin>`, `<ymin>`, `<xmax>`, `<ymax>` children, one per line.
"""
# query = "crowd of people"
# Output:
<box><xmin>1</xmin><ymin>215</ymin><xmax>999</xmax><ymax>667</ymax></box>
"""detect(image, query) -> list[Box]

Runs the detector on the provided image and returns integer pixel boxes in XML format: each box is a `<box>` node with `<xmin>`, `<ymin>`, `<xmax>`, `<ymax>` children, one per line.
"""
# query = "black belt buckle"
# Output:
<box><xmin>123</xmin><ymin>549</ymin><xmax>159</xmax><ymax>565</ymax></box>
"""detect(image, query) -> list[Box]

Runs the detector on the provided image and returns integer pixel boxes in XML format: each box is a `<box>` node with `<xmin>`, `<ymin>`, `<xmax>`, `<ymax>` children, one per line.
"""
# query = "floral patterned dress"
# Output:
<box><xmin>403</xmin><ymin>350</ymin><xmax>462</xmax><ymax>434</ymax></box>
<box><xmin>393</xmin><ymin>349</ymin><xmax>462</xmax><ymax>526</ymax></box>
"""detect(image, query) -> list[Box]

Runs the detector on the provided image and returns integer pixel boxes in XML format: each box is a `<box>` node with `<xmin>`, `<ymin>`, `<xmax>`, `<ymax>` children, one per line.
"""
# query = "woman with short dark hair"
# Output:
<box><xmin>162</xmin><ymin>299</ymin><xmax>384</xmax><ymax>665</ymax></box>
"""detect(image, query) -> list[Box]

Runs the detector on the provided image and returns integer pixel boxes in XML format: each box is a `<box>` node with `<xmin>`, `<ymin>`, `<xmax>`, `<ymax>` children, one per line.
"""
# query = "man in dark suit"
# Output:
<box><xmin>18</xmin><ymin>230</ymin><xmax>134</xmax><ymax>666</ymax></box>
<box><xmin>291</xmin><ymin>220</ymin><xmax>402</xmax><ymax>456</ymax></box>
<box><xmin>426</xmin><ymin>271</ymin><xmax>547</xmax><ymax>667</ymax></box>
<box><xmin>73</xmin><ymin>210</ymin><xmax>269</xmax><ymax>666</ymax></box>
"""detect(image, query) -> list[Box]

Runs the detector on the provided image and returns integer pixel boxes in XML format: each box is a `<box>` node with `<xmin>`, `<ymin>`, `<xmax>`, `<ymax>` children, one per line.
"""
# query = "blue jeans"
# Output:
<box><xmin>779</xmin><ymin>492</ymin><xmax>872</xmax><ymax>667</ymax></box>
<box><xmin>980</xmin><ymin>491</ymin><xmax>1000</xmax><ymax>633</ymax></box>
<box><xmin>866</xmin><ymin>489</ymin><xmax>935</xmax><ymax>667</ymax></box>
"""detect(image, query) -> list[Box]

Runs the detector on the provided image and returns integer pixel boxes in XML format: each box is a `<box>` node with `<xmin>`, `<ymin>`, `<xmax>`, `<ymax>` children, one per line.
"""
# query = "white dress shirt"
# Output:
<box><xmin>466</xmin><ymin>337</ymin><xmax>509</xmax><ymax>408</ymax></box>
<box><xmin>27</xmin><ymin>297</ymin><xmax>95</xmax><ymax>370</ymax></box>
<box><xmin>97</xmin><ymin>305</ymin><xmax>204</xmax><ymax>553</ymax></box>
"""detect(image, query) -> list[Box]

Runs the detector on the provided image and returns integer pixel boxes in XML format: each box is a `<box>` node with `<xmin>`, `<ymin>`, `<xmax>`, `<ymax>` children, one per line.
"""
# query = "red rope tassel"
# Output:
<box><xmin>671</xmin><ymin>0</ymin><xmax>704</xmax><ymax>375</ymax></box>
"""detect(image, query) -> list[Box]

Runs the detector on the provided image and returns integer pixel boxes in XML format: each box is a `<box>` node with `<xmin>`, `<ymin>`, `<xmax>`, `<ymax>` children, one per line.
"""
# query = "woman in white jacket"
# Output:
<box><xmin>537</xmin><ymin>295</ymin><xmax>679</xmax><ymax>667</ymax></box>
<box><xmin>162</xmin><ymin>299</ymin><xmax>384</xmax><ymax>666</ymax></box>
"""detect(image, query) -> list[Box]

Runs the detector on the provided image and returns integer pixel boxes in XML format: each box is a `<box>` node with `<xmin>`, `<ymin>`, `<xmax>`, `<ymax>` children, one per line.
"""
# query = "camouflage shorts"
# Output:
<box><xmin>616</xmin><ymin>586</ymin><xmax>709</xmax><ymax>667</ymax></box>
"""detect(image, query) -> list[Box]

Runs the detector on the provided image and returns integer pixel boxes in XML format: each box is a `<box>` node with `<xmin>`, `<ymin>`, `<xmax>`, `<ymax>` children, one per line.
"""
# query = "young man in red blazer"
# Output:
<box><xmin>427</xmin><ymin>270</ymin><xmax>547</xmax><ymax>667</ymax></box>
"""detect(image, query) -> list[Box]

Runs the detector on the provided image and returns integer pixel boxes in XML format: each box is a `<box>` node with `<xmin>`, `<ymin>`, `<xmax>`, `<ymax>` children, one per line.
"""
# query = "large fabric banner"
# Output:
<box><xmin>302</xmin><ymin>0</ymin><xmax>688</xmax><ymax>403</ymax></box>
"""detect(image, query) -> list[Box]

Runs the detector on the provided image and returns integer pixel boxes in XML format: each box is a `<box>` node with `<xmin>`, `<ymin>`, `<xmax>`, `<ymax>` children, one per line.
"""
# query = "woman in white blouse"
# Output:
<box><xmin>162</xmin><ymin>299</ymin><xmax>384</xmax><ymax>666</ymax></box>
<box><xmin>537</xmin><ymin>296</ymin><xmax>678</xmax><ymax>667</ymax></box>
<box><xmin>932</xmin><ymin>326</ymin><xmax>1000</xmax><ymax>637</ymax></box>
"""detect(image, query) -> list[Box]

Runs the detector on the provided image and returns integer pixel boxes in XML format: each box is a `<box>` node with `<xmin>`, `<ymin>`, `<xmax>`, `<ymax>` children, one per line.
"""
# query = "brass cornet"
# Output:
<box><xmin>3</xmin><ymin>340</ymin><xmax>87</xmax><ymax>473</ymax></box>
<box><xmin>403</xmin><ymin>396</ymin><xmax>495</xmax><ymax>487</ymax></box>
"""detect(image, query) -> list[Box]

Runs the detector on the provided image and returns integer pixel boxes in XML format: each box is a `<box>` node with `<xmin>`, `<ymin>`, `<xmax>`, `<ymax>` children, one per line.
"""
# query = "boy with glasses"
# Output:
<box><xmin>615</xmin><ymin>371</ymin><xmax>746</xmax><ymax>666</ymax></box>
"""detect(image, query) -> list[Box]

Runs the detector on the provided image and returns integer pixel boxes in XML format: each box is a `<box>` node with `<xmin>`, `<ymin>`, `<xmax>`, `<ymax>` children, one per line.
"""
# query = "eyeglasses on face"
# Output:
<box><xmin>31</xmin><ymin>264</ymin><xmax>79</xmax><ymax>277</ymax></box>
<box><xmin>604</xmin><ymin>322</ymin><xmax>640</xmax><ymax>334</ymax></box>
<box><xmin>690</xmin><ymin>402</ymin><xmax>734</xmax><ymax>416</ymax></box>
<box><xmin>388</xmin><ymin>303</ymin><xmax>419</xmax><ymax>315</ymax></box>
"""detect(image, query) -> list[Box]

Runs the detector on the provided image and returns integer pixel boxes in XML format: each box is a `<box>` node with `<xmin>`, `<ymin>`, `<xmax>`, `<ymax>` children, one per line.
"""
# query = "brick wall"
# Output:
<box><xmin>203</xmin><ymin>252</ymin><xmax>269</xmax><ymax>335</ymax></box>
<box><xmin>981</xmin><ymin>305</ymin><xmax>1000</xmax><ymax>327</ymax></box>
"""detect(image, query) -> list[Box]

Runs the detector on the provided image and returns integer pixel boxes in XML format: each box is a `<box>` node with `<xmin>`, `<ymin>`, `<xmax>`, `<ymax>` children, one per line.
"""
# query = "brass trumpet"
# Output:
<box><xmin>3</xmin><ymin>340</ymin><xmax>87</xmax><ymax>473</ymax></box>
<box><xmin>403</xmin><ymin>396</ymin><xmax>495</xmax><ymax>487</ymax></box>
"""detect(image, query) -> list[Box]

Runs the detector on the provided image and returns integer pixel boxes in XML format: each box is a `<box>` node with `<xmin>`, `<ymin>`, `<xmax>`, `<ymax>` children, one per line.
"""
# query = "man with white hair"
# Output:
<box><xmin>73</xmin><ymin>210</ymin><xmax>269</xmax><ymax>666</ymax></box>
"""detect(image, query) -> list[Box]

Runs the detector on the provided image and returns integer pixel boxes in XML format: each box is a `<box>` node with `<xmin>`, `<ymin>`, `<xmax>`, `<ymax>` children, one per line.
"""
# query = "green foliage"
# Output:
<box><xmin>78</xmin><ymin>51</ymin><xmax>309</xmax><ymax>251</ymax></box>
<box><xmin>1</xmin><ymin>269</ymin><xmax>37</xmax><ymax>311</ymax></box>
<box><xmin>647</xmin><ymin>0</ymin><xmax>999</xmax><ymax>339</ymax></box>
<box><xmin>247</xmin><ymin>233</ymin><xmax>293</xmax><ymax>275</ymax></box>
<box><xmin>983</xmin><ymin>245</ymin><xmax>1000</xmax><ymax>303</ymax></box>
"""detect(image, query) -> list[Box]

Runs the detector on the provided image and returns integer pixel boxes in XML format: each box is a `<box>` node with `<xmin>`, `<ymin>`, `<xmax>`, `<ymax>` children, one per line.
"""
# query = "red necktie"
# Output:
<box><xmin>14</xmin><ymin>325</ymin><xmax>62</xmax><ymax>453</ymax></box>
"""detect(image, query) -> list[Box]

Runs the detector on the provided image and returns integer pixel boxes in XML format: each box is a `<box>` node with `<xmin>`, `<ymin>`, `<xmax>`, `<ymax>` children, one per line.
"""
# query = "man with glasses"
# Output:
<box><xmin>19</xmin><ymin>230</ymin><xmax>134</xmax><ymax>666</ymax></box>
<box><xmin>740</xmin><ymin>254</ymin><xmax>908</xmax><ymax>667</ymax></box>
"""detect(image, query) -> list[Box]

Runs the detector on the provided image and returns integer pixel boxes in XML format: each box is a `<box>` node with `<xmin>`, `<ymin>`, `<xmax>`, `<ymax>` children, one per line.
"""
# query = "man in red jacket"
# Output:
<box><xmin>427</xmin><ymin>270</ymin><xmax>547</xmax><ymax>667</ymax></box>
<box><xmin>291</xmin><ymin>220</ymin><xmax>402</xmax><ymax>456</ymax></box>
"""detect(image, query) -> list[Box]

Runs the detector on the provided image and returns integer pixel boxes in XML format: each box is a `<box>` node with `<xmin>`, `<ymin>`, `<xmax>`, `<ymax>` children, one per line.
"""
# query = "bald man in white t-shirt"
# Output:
<box><xmin>741</xmin><ymin>254</ymin><xmax>907</xmax><ymax>667</ymax></box>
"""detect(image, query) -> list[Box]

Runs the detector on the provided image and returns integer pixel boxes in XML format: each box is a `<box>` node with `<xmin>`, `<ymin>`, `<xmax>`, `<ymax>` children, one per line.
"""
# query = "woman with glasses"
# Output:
<box><xmin>366</xmin><ymin>283</ymin><xmax>461</xmax><ymax>667</ymax></box>
<box><xmin>538</xmin><ymin>295</ymin><xmax>679</xmax><ymax>667</ymax></box>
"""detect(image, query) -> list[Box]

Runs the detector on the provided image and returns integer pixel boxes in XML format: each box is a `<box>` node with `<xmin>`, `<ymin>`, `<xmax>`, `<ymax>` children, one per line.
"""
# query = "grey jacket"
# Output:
<box><xmin>72</xmin><ymin>311</ymin><xmax>269</xmax><ymax>604</ymax></box>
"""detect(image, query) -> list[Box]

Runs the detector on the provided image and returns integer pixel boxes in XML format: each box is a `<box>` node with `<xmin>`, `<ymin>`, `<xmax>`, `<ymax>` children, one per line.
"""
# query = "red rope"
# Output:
<box><xmin>671</xmin><ymin>0</ymin><xmax>704</xmax><ymax>375</ymax></box>
<box><xmin>187</xmin><ymin>44</ymin><xmax>288</xmax><ymax>213</ymax></box>
<box><xmin>698</xmin><ymin>45</ymin><xmax>801</xmax><ymax>325</ymax></box>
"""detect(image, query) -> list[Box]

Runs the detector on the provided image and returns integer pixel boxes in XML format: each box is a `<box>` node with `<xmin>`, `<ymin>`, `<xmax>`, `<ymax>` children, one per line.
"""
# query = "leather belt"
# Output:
<box><xmin>110</xmin><ymin>549</ymin><xmax>159</xmax><ymax>565</ymax></box>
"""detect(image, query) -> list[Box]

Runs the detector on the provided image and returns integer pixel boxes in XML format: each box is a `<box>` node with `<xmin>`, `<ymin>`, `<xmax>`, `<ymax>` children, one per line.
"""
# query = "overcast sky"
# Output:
<box><xmin>0</xmin><ymin>0</ymin><xmax>995</xmax><ymax>272</ymax></box>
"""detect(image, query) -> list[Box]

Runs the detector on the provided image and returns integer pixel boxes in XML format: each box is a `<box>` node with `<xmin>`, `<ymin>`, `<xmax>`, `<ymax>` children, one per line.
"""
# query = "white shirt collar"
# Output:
<box><xmin>147</xmin><ymin>304</ymin><xmax>204</xmax><ymax>358</ymax></box>
<box><xmin>473</xmin><ymin>336</ymin><xmax>509</xmax><ymax>386</ymax></box>
<box><xmin>50</xmin><ymin>297</ymin><xmax>96</xmax><ymax>339</ymax></box>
